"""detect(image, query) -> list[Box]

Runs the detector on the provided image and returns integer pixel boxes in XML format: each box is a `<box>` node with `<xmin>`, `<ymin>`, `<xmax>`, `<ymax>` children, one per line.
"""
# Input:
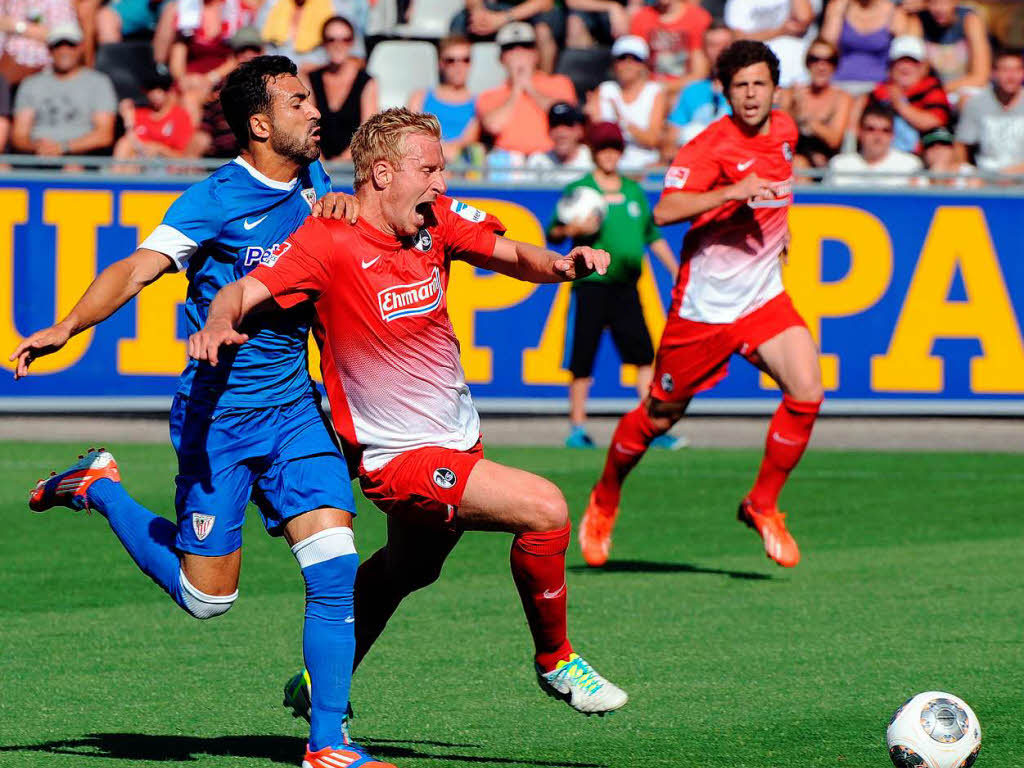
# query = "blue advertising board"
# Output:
<box><xmin>2</xmin><ymin>175</ymin><xmax>1022</xmax><ymax>414</ymax></box>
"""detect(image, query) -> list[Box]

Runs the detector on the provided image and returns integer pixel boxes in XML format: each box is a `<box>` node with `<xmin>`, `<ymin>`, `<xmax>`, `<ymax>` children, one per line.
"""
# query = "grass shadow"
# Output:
<box><xmin>569</xmin><ymin>559</ymin><xmax>773</xmax><ymax>580</ymax></box>
<box><xmin>0</xmin><ymin>733</ymin><xmax>607</xmax><ymax>767</ymax></box>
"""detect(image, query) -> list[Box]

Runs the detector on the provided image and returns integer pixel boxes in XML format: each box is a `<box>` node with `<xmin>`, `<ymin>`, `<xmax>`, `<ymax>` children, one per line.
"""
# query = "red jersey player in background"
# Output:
<box><xmin>190</xmin><ymin>108</ymin><xmax>629</xmax><ymax>722</ymax></box>
<box><xmin>580</xmin><ymin>41</ymin><xmax>824</xmax><ymax>570</ymax></box>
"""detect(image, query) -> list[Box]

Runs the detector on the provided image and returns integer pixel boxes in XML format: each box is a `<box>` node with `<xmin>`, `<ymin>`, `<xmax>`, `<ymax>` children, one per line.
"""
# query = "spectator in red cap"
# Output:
<box><xmin>548</xmin><ymin>119</ymin><xmax>682</xmax><ymax>450</ymax></box>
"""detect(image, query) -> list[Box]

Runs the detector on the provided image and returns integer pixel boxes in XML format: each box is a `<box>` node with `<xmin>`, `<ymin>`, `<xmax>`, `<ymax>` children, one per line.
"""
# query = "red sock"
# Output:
<box><xmin>510</xmin><ymin>522</ymin><xmax>573</xmax><ymax>671</ymax></box>
<box><xmin>593</xmin><ymin>405</ymin><xmax>662</xmax><ymax>510</ymax></box>
<box><xmin>748</xmin><ymin>395</ymin><xmax>822</xmax><ymax>510</ymax></box>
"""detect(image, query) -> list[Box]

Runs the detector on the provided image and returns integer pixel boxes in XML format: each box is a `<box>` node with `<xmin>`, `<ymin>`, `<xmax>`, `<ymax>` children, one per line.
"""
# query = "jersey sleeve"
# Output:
<box><xmin>249</xmin><ymin>217</ymin><xmax>337</xmax><ymax>309</ymax></box>
<box><xmin>661</xmin><ymin>126</ymin><xmax>722</xmax><ymax>196</ymax></box>
<box><xmin>138</xmin><ymin>179</ymin><xmax>223</xmax><ymax>270</ymax></box>
<box><xmin>438</xmin><ymin>197</ymin><xmax>507</xmax><ymax>267</ymax></box>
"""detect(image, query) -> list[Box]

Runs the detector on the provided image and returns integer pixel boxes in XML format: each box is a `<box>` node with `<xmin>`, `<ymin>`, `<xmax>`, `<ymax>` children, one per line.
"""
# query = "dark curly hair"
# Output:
<box><xmin>716</xmin><ymin>40</ymin><xmax>780</xmax><ymax>89</ymax></box>
<box><xmin>220</xmin><ymin>55</ymin><xmax>299</xmax><ymax>148</ymax></box>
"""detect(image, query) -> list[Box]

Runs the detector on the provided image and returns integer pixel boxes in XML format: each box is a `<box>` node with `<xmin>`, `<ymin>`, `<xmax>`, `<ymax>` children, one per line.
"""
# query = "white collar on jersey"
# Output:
<box><xmin>232</xmin><ymin>156</ymin><xmax>300</xmax><ymax>191</ymax></box>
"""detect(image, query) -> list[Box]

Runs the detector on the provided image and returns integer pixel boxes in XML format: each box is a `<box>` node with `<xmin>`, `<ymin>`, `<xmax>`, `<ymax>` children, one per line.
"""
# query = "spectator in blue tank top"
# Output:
<box><xmin>407</xmin><ymin>35</ymin><xmax>481</xmax><ymax>162</ymax></box>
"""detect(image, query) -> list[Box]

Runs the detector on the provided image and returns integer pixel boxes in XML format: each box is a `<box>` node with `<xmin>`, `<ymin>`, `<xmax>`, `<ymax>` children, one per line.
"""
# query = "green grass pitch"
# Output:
<box><xmin>1</xmin><ymin>441</ymin><xmax>1021</xmax><ymax>767</ymax></box>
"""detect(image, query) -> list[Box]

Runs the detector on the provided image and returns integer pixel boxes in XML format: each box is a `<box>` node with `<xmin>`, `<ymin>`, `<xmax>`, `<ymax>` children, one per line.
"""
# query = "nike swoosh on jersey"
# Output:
<box><xmin>361</xmin><ymin>254</ymin><xmax>382</xmax><ymax>269</ymax></box>
<box><xmin>243</xmin><ymin>215</ymin><xmax>268</xmax><ymax>230</ymax></box>
<box><xmin>737</xmin><ymin>159</ymin><xmax>755</xmax><ymax>171</ymax></box>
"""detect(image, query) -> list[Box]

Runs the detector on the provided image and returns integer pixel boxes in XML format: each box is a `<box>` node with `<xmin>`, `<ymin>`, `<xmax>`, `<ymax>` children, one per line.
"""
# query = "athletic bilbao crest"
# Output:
<box><xmin>192</xmin><ymin>514</ymin><xmax>215</xmax><ymax>541</ymax></box>
<box><xmin>378</xmin><ymin>266</ymin><xmax>443</xmax><ymax>322</ymax></box>
<box><xmin>433</xmin><ymin>468</ymin><xmax>457</xmax><ymax>489</ymax></box>
<box><xmin>301</xmin><ymin>188</ymin><xmax>317</xmax><ymax>209</ymax></box>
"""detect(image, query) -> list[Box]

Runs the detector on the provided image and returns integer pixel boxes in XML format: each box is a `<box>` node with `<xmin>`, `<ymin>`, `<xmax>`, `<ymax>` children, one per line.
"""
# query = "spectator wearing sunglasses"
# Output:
<box><xmin>308</xmin><ymin>15</ymin><xmax>377</xmax><ymax>160</ymax></box>
<box><xmin>828</xmin><ymin>101</ymin><xmax>923</xmax><ymax>185</ymax></box>
<box><xmin>782</xmin><ymin>38</ymin><xmax>851</xmax><ymax>171</ymax></box>
<box><xmin>587</xmin><ymin>35</ymin><xmax>667</xmax><ymax>170</ymax></box>
<box><xmin>408</xmin><ymin>34</ymin><xmax>481</xmax><ymax>162</ymax></box>
<box><xmin>477</xmin><ymin>22</ymin><xmax>576</xmax><ymax>163</ymax></box>
<box><xmin>258</xmin><ymin>0</ymin><xmax>367</xmax><ymax>72</ymax></box>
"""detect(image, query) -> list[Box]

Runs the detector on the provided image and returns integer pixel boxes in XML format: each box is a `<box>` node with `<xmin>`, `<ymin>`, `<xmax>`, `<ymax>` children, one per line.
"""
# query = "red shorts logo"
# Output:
<box><xmin>378</xmin><ymin>266</ymin><xmax>444</xmax><ymax>322</ymax></box>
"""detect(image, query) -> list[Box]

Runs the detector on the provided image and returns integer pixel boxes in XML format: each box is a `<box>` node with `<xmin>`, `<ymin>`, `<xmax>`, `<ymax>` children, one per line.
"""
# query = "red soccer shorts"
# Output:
<box><xmin>650</xmin><ymin>291</ymin><xmax>807</xmax><ymax>402</ymax></box>
<box><xmin>358</xmin><ymin>442</ymin><xmax>484</xmax><ymax>527</ymax></box>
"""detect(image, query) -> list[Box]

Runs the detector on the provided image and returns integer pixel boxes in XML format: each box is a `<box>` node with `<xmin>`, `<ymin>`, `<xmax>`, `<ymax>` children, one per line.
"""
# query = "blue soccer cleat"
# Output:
<box><xmin>29</xmin><ymin>448</ymin><xmax>121</xmax><ymax>513</ymax></box>
<box><xmin>650</xmin><ymin>433</ymin><xmax>689</xmax><ymax>450</ymax></box>
<box><xmin>565</xmin><ymin>426</ymin><xmax>596</xmax><ymax>449</ymax></box>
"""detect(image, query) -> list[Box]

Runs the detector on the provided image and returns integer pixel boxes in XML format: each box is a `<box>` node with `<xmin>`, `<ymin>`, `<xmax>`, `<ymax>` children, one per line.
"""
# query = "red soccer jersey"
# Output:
<box><xmin>250</xmin><ymin>196</ymin><xmax>505</xmax><ymax>472</ymax></box>
<box><xmin>662</xmin><ymin>110</ymin><xmax>797</xmax><ymax>324</ymax></box>
<box><xmin>134</xmin><ymin>105</ymin><xmax>194</xmax><ymax>152</ymax></box>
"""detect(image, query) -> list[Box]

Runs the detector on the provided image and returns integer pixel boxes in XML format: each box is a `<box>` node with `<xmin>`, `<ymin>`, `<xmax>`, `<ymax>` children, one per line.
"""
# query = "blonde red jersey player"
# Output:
<box><xmin>663</xmin><ymin>110</ymin><xmax>797</xmax><ymax>324</ymax></box>
<box><xmin>250</xmin><ymin>195</ymin><xmax>504</xmax><ymax>474</ymax></box>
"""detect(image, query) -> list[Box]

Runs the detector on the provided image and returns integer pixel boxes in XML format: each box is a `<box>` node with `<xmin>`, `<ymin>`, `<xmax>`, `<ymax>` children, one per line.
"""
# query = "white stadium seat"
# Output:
<box><xmin>367</xmin><ymin>40</ymin><xmax>440</xmax><ymax>110</ymax></box>
<box><xmin>393</xmin><ymin>0</ymin><xmax>464</xmax><ymax>39</ymax></box>
<box><xmin>467</xmin><ymin>42</ymin><xmax>505</xmax><ymax>94</ymax></box>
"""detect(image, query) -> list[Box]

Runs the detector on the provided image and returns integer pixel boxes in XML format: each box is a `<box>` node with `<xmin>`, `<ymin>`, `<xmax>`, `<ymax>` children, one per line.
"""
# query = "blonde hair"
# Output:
<box><xmin>349</xmin><ymin>107</ymin><xmax>442</xmax><ymax>190</ymax></box>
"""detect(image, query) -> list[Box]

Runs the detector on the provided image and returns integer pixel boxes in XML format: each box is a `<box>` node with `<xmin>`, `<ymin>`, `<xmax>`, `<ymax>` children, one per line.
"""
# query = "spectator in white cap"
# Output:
<box><xmin>856</xmin><ymin>34</ymin><xmax>950</xmax><ymax>152</ymax></box>
<box><xmin>11</xmin><ymin>22</ymin><xmax>117</xmax><ymax>160</ymax></box>
<box><xmin>476</xmin><ymin>21</ymin><xmax>577</xmax><ymax>162</ymax></box>
<box><xmin>450</xmin><ymin>0</ymin><xmax>564</xmax><ymax>73</ymax></box>
<box><xmin>586</xmin><ymin>35</ymin><xmax>667</xmax><ymax>170</ymax></box>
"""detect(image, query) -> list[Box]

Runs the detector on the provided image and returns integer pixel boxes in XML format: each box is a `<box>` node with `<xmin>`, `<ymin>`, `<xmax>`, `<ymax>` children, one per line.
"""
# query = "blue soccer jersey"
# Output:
<box><xmin>140</xmin><ymin>157</ymin><xmax>332</xmax><ymax>407</ymax></box>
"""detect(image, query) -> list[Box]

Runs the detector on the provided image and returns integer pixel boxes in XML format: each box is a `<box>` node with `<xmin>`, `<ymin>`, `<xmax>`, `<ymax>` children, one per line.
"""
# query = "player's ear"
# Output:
<box><xmin>371</xmin><ymin>159</ymin><xmax>392</xmax><ymax>189</ymax></box>
<box><xmin>249</xmin><ymin>112</ymin><xmax>272</xmax><ymax>142</ymax></box>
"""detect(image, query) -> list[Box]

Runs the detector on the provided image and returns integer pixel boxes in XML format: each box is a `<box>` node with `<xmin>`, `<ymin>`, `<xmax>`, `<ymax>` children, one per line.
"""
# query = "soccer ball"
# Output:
<box><xmin>556</xmin><ymin>186</ymin><xmax>608</xmax><ymax>231</ymax></box>
<box><xmin>887</xmin><ymin>692</ymin><xmax>981</xmax><ymax>768</ymax></box>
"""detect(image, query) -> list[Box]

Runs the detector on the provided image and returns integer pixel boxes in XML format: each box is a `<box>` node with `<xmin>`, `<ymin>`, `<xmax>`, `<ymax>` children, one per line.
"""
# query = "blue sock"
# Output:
<box><xmin>294</xmin><ymin>529</ymin><xmax>358</xmax><ymax>752</ymax></box>
<box><xmin>87</xmin><ymin>478</ymin><xmax>185</xmax><ymax>609</ymax></box>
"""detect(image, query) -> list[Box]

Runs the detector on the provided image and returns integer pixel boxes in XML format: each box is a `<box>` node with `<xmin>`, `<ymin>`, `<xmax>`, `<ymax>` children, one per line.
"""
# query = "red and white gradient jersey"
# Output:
<box><xmin>662</xmin><ymin>110</ymin><xmax>797</xmax><ymax>324</ymax></box>
<box><xmin>250</xmin><ymin>196</ymin><xmax>505</xmax><ymax>472</ymax></box>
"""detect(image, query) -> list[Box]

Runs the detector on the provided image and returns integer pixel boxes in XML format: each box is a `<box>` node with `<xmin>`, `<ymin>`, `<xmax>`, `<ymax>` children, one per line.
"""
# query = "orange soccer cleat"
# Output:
<box><xmin>578</xmin><ymin>490</ymin><xmax>619</xmax><ymax>568</ymax></box>
<box><xmin>737</xmin><ymin>498</ymin><xmax>800</xmax><ymax>567</ymax></box>
<box><xmin>29</xmin><ymin>448</ymin><xmax>121</xmax><ymax>513</ymax></box>
<box><xmin>302</xmin><ymin>744</ymin><xmax>397</xmax><ymax>768</ymax></box>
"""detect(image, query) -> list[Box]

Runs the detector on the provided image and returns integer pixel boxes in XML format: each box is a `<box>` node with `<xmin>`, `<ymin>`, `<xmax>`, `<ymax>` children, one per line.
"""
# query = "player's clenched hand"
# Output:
<box><xmin>8</xmin><ymin>323</ymin><xmax>72</xmax><ymax>380</ymax></box>
<box><xmin>726</xmin><ymin>173</ymin><xmax>775</xmax><ymax>204</ymax></box>
<box><xmin>312</xmin><ymin>192</ymin><xmax>360</xmax><ymax>223</ymax></box>
<box><xmin>187</xmin><ymin>322</ymin><xmax>249</xmax><ymax>367</ymax></box>
<box><xmin>554</xmin><ymin>246</ymin><xmax>610</xmax><ymax>280</ymax></box>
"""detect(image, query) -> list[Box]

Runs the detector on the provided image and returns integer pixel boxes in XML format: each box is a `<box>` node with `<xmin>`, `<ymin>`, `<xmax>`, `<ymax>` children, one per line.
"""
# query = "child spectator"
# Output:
<box><xmin>114</xmin><ymin>70</ymin><xmax>194</xmax><ymax>165</ymax></box>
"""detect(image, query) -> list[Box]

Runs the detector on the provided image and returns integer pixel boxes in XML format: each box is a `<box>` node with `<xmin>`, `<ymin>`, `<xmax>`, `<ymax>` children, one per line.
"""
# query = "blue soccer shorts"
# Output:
<box><xmin>169</xmin><ymin>391</ymin><xmax>354</xmax><ymax>557</ymax></box>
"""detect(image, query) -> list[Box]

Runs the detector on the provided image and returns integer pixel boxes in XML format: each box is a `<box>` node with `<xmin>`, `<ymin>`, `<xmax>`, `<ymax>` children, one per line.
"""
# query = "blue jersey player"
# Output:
<box><xmin>10</xmin><ymin>56</ymin><xmax>394</xmax><ymax>768</ymax></box>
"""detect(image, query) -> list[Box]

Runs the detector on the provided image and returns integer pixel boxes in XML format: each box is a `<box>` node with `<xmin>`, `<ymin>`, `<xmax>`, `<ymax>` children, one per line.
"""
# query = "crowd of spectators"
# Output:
<box><xmin>0</xmin><ymin>0</ymin><xmax>1020</xmax><ymax>183</ymax></box>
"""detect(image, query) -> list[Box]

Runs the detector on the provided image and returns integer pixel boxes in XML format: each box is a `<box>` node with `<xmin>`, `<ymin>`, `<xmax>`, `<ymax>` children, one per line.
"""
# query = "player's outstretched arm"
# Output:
<box><xmin>483</xmin><ymin>236</ymin><xmax>609</xmax><ymax>283</ymax></box>
<box><xmin>187</xmin><ymin>276</ymin><xmax>272</xmax><ymax>367</ymax></box>
<box><xmin>8</xmin><ymin>248</ymin><xmax>174</xmax><ymax>379</ymax></box>
<box><xmin>652</xmin><ymin>173</ymin><xmax>776</xmax><ymax>227</ymax></box>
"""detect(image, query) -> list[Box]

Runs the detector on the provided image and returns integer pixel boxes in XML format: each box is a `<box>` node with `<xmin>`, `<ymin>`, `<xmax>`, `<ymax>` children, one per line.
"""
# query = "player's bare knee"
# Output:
<box><xmin>787</xmin><ymin>377</ymin><xmax>824</xmax><ymax>404</ymax></box>
<box><xmin>178</xmin><ymin>570</ymin><xmax>238</xmax><ymax>620</ymax></box>
<box><xmin>527</xmin><ymin>485</ymin><xmax>569</xmax><ymax>532</ymax></box>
